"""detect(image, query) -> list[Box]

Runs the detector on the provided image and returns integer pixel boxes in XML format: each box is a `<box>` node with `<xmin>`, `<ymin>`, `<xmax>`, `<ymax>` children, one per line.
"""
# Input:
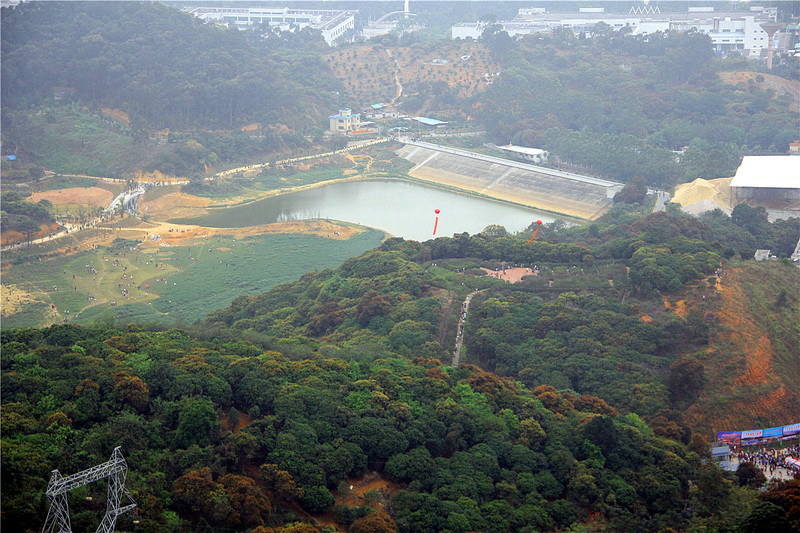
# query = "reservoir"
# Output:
<box><xmin>174</xmin><ymin>179</ymin><xmax>554</xmax><ymax>241</ymax></box>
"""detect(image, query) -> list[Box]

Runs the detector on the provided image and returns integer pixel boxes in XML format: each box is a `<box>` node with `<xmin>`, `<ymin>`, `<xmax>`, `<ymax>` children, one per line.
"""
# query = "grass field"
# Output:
<box><xmin>2</xmin><ymin>229</ymin><xmax>384</xmax><ymax>328</ymax></box>
<box><xmin>6</xmin><ymin>104</ymin><xmax>147</xmax><ymax>177</ymax></box>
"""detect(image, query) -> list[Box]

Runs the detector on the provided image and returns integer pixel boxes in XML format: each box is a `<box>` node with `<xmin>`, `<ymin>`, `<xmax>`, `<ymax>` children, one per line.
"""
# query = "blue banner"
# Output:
<box><xmin>784</xmin><ymin>423</ymin><xmax>800</xmax><ymax>436</ymax></box>
<box><xmin>717</xmin><ymin>431</ymin><xmax>741</xmax><ymax>444</ymax></box>
<box><xmin>763</xmin><ymin>427</ymin><xmax>783</xmax><ymax>438</ymax></box>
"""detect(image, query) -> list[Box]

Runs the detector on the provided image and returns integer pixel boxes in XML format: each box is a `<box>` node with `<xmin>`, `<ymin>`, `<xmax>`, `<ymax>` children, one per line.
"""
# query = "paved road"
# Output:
<box><xmin>452</xmin><ymin>289</ymin><xmax>483</xmax><ymax>367</ymax></box>
<box><xmin>1</xmin><ymin>220</ymin><xmax>108</xmax><ymax>253</ymax></box>
<box><xmin>214</xmin><ymin>138</ymin><xmax>389</xmax><ymax>179</ymax></box>
<box><xmin>653</xmin><ymin>190</ymin><xmax>671</xmax><ymax>212</ymax></box>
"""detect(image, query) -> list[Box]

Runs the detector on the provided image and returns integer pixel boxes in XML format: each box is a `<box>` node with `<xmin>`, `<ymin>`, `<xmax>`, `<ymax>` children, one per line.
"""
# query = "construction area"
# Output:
<box><xmin>397</xmin><ymin>142</ymin><xmax>620</xmax><ymax>220</ymax></box>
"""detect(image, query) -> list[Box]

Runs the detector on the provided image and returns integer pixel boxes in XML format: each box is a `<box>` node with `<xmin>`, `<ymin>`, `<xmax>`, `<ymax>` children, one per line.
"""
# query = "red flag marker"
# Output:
<box><xmin>433</xmin><ymin>209</ymin><xmax>440</xmax><ymax>235</ymax></box>
<box><xmin>527</xmin><ymin>220</ymin><xmax>543</xmax><ymax>243</ymax></box>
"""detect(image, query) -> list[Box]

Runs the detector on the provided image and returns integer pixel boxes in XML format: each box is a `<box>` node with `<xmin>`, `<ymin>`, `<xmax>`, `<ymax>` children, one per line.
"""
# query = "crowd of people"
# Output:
<box><xmin>733</xmin><ymin>443</ymin><xmax>800</xmax><ymax>482</ymax></box>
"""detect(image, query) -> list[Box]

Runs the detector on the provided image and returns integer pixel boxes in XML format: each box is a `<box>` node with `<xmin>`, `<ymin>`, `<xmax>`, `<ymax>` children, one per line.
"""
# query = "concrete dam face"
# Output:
<box><xmin>397</xmin><ymin>144</ymin><xmax>618</xmax><ymax>220</ymax></box>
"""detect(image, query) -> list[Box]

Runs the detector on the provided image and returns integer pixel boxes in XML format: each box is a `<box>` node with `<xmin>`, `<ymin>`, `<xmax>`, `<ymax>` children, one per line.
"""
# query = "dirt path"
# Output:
<box><xmin>452</xmin><ymin>289</ymin><xmax>483</xmax><ymax>367</ymax></box>
<box><xmin>391</xmin><ymin>57</ymin><xmax>403</xmax><ymax>104</ymax></box>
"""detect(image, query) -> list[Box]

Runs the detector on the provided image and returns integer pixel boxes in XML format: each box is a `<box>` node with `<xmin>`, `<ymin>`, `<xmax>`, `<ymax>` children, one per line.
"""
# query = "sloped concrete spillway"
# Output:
<box><xmin>397</xmin><ymin>141</ymin><xmax>623</xmax><ymax>220</ymax></box>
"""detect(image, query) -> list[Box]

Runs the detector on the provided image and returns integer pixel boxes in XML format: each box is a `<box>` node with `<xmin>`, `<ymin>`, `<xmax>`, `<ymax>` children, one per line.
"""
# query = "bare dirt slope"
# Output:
<box><xmin>685</xmin><ymin>264</ymin><xmax>800</xmax><ymax>433</ymax></box>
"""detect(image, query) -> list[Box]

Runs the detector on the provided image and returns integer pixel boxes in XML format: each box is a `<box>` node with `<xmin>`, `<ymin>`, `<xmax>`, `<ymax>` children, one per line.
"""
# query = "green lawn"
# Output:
<box><xmin>2</xmin><ymin>230</ymin><xmax>384</xmax><ymax>328</ymax></box>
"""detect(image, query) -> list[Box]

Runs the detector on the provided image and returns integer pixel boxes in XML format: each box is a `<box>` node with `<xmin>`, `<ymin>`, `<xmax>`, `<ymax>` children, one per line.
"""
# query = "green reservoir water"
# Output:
<box><xmin>174</xmin><ymin>180</ymin><xmax>553</xmax><ymax>241</ymax></box>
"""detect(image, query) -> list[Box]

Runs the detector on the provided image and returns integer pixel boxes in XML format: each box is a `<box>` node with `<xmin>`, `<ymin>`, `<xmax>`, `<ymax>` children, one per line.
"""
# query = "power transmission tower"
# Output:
<box><xmin>42</xmin><ymin>447</ymin><xmax>137</xmax><ymax>533</ymax></box>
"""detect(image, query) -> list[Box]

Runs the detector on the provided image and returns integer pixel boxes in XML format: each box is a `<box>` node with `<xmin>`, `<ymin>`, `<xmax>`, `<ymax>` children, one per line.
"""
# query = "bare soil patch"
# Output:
<box><xmin>100</xmin><ymin>107</ymin><xmax>131</xmax><ymax>126</ymax></box>
<box><xmin>685</xmin><ymin>267</ymin><xmax>797</xmax><ymax>431</ymax></box>
<box><xmin>1</xmin><ymin>284</ymin><xmax>37</xmax><ymax>316</ymax></box>
<box><xmin>332</xmin><ymin>471</ymin><xmax>401</xmax><ymax>520</ymax></box>
<box><xmin>139</xmin><ymin>191</ymin><xmax>212</xmax><ymax>219</ymax></box>
<box><xmin>31</xmin><ymin>187</ymin><xmax>114</xmax><ymax>207</ymax></box>
<box><xmin>480</xmin><ymin>266</ymin><xmax>536</xmax><ymax>283</ymax></box>
<box><xmin>324</xmin><ymin>42</ymin><xmax>500</xmax><ymax>104</ymax></box>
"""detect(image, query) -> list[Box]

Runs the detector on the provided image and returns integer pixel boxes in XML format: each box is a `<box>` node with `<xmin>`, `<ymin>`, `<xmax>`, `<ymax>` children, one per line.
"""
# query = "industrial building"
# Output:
<box><xmin>183</xmin><ymin>7</ymin><xmax>355</xmax><ymax>46</ymax></box>
<box><xmin>452</xmin><ymin>6</ymin><xmax>785</xmax><ymax>58</ymax></box>
<box><xmin>730</xmin><ymin>156</ymin><xmax>800</xmax><ymax>210</ymax></box>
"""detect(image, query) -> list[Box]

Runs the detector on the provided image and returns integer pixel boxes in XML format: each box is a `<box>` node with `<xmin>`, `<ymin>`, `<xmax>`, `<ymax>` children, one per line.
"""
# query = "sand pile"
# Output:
<box><xmin>674</xmin><ymin>178</ymin><xmax>733</xmax><ymax>215</ymax></box>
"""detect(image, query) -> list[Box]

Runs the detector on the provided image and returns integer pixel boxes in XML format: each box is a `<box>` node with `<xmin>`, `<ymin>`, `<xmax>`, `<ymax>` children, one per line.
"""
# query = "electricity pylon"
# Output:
<box><xmin>42</xmin><ymin>447</ymin><xmax>136</xmax><ymax>533</ymax></box>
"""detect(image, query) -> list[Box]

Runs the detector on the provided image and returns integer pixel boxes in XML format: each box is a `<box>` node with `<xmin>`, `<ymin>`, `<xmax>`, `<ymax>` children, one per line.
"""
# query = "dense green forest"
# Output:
<box><xmin>0</xmin><ymin>2</ymin><xmax>346</xmax><ymax>176</ymax></box>
<box><xmin>1</xmin><ymin>2</ymin><xmax>339</xmax><ymax>130</ymax></box>
<box><xmin>5</xmin><ymin>207</ymin><xmax>797</xmax><ymax>532</ymax></box>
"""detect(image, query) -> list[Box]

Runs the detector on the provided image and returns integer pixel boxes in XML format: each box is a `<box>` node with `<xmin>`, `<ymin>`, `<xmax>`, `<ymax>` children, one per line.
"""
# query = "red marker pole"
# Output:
<box><xmin>527</xmin><ymin>220</ymin><xmax>543</xmax><ymax>243</ymax></box>
<box><xmin>433</xmin><ymin>209</ymin><xmax>440</xmax><ymax>235</ymax></box>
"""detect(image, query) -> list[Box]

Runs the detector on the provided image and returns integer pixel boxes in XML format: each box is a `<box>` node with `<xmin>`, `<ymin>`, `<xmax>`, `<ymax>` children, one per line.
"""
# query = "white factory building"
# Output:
<box><xmin>184</xmin><ymin>7</ymin><xmax>356</xmax><ymax>46</ymax></box>
<box><xmin>452</xmin><ymin>6</ymin><xmax>781</xmax><ymax>58</ymax></box>
<box><xmin>730</xmin><ymin>156</ymin><xmax>800</xmax><ymax>209</ymax></box>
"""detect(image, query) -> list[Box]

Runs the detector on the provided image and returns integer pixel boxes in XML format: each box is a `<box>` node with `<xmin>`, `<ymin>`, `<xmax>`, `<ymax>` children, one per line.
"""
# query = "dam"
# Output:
<box><xmin>397</xmin><ymin>140</ymin><xmax>624</xmax><ymax>219</ymax></box>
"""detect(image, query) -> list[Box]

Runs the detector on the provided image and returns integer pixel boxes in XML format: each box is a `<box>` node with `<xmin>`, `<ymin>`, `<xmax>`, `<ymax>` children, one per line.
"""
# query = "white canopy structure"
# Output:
<box><xmin>730</xmin><ymin>156</ymin><xmax>800</xmax><ymax>207</ymax></box>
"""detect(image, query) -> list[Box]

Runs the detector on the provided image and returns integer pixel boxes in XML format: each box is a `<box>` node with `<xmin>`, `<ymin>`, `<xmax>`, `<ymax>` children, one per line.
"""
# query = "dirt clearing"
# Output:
<box><xmin>719</xmin><ymin>71</ymin><xmax>800</xmax><ymax>109</ymax></box>
<box><xmin>1</xmin><ymin>284</ymin><xmax>37</xmax><ymax>316</ymax></box>
<box><xmin>31</xmin><ymin>187</ymin><xmax>114</xmax><ymax>207</ymax></box>
<box><xmin>139</xmin><ymin>190</ymin><xmax>212</xmax><ymax>219</ymax></box>
<box><xmin>481</xmin><ymin>267</ymin><xmax>536</xmax><ymax>283</ymax></box>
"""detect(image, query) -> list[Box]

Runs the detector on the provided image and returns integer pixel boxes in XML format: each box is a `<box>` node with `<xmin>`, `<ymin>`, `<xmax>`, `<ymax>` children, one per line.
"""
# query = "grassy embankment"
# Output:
<box><xmin>1</xmin><ymin>230</ymin><xmax>384</xmax><ymax>329</ymax></box>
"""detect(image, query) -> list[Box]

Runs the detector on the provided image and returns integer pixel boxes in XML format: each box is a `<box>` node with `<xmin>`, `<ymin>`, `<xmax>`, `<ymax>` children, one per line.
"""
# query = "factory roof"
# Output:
<box><xmin>730</xmin><ymin>156</ymin><xmax>800</xmax><ymax>189</ymax></box>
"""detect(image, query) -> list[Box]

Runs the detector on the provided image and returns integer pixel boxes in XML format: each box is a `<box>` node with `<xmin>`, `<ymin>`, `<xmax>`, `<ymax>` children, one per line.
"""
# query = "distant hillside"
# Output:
<box><xmin>324</xmin><ymin>41</ymin><xmax>500</xmax><ymax>113</ymax></box>
<box><xmin>1</xmin><ymin>2</ymin><xmax>341</xmax><ymax>130</ymax></box>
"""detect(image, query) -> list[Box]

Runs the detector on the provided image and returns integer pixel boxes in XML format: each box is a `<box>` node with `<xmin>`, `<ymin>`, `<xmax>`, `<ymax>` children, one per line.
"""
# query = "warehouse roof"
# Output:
<box><xmin>412</xmin><ymin>117</ymin><xmax>448</xmax><ymax>126</ymax></box>
<box><xmin>730</xmin><ymin>156</ymin><xmax>800</xmax><ymax>189</ymax></box>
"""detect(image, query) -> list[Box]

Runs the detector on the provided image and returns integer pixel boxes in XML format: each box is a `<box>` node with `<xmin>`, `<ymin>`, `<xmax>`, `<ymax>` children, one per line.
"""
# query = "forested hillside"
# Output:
<box><xmin>1</xmin><ymin>2</ymin><xmax>339</xmax><ymax>130</ymax></box>
<box><xmin>473</xmin><ymin>28</ymin><xmax>799</xmax><ymax>187</ymax></box>
<box><xmin>3</xmin><ymin>205</ymin><xmax>799</xmax><ymax>532</ymax></box>
<box><xmin>0</xmin><ymin>320</ymin><xmax>790</xmax><ymax>533</ymax></box>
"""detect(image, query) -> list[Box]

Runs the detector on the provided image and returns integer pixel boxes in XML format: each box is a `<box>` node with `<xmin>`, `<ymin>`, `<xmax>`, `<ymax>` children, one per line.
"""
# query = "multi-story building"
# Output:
<box><xmin>184</xmin><ymin>7</ymin><xmax>355</xmax><ymax>46</ymax></box>
<box><xmin>329</xmin><ymin>109</ymin><xmax>361</xmax><ymax>134</ymax></box>
<box><xmin>452</xmin><ymin>6</ymin><xmax>784</xmax><ymax>58</ymax></box>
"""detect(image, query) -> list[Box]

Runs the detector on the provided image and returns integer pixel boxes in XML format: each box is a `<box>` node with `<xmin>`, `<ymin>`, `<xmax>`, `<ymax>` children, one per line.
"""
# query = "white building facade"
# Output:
<box><xmin>184</xmin><ymin>7</ymin><xmax>355</xmax><ymax>46</ymax></box>
<box><xmin>452</xmin><ymin>8</ymin><xmax>780</xmax><ymax>58</ymax></box>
